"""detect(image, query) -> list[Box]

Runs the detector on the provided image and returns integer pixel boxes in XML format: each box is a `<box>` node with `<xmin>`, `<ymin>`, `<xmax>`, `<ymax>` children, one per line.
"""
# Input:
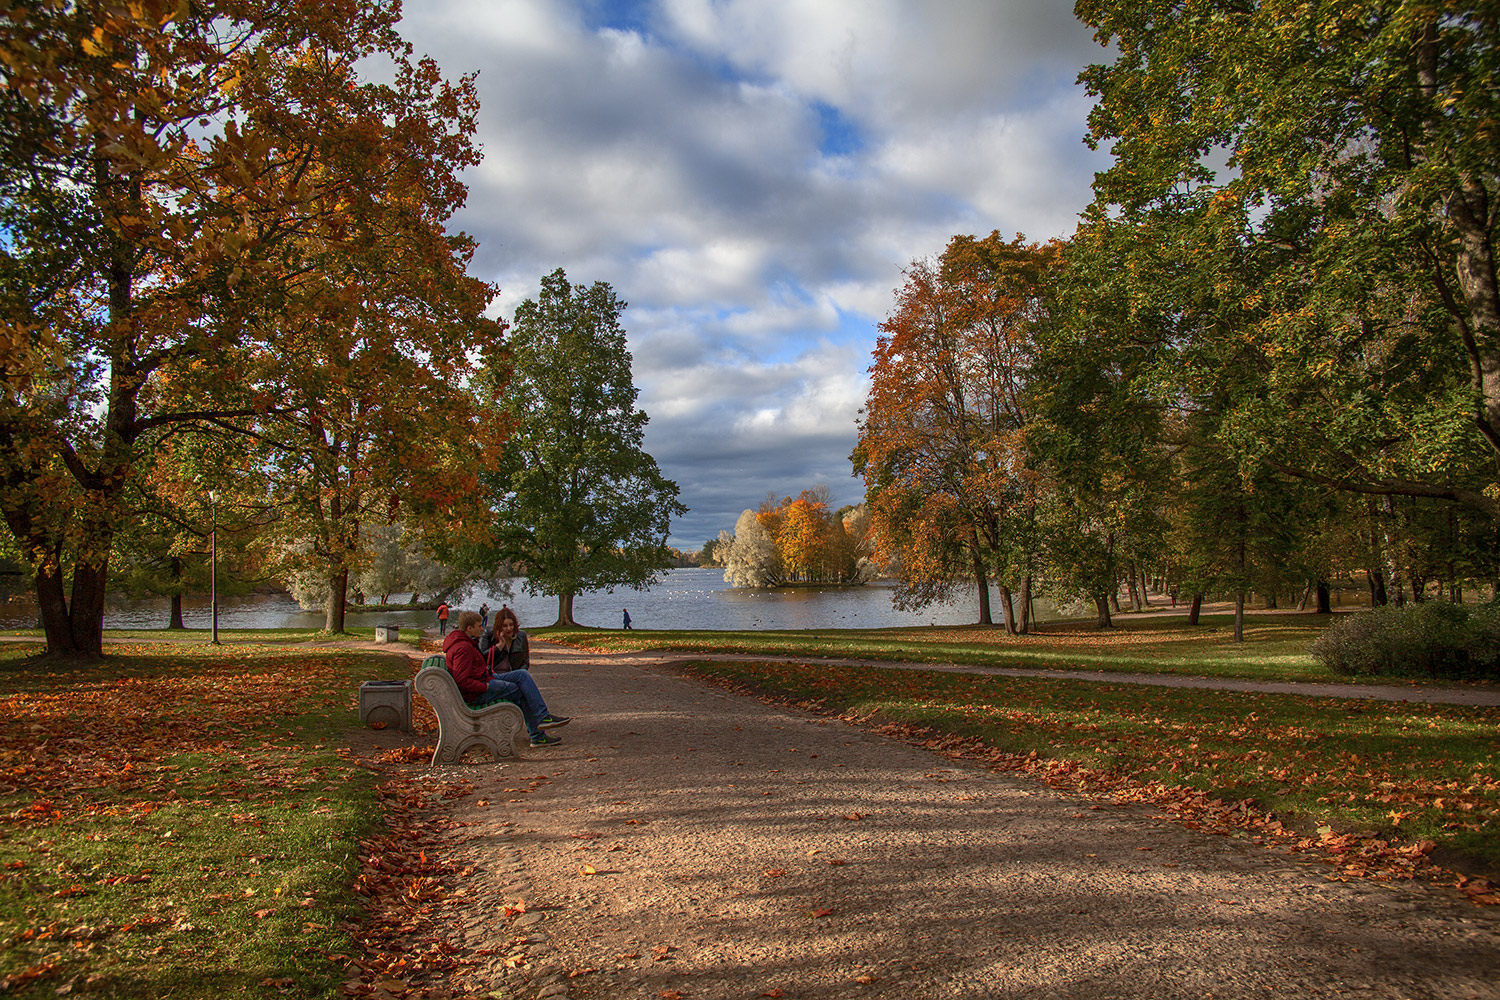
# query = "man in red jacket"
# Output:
<box><xmin>442</xmin><ymin>611</ymin><xmax>570</xmax><ymax>747</ymax></box>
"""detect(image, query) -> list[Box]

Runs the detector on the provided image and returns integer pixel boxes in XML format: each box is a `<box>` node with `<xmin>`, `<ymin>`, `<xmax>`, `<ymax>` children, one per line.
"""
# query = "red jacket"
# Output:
<box><xmin>443</xmin><ymin>629</ymin><xmax>490</xmax><ymax>701</ymax></box>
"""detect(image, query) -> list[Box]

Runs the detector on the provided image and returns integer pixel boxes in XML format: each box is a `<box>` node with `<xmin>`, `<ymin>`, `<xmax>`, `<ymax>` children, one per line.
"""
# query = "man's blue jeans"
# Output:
<box><xmin>484</xmin><ymin>670</ymin><xmax>549</xmax><ymax>737</ymax></box>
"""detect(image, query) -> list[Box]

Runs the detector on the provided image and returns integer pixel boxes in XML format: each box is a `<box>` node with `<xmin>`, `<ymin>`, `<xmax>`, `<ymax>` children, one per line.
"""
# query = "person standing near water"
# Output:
<box><xmin>622</xmin><ymin>608</ymin><xmax>632</xmax><ymax>629</ymax></box>
<box><xmin>437</xmin><ymin>601</ymin><xmax>450</xmax><ymax>635</ymax></box>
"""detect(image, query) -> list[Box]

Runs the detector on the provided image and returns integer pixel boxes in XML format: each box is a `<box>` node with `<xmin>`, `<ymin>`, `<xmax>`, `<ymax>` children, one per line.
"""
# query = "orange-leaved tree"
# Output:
<box><xmin>853</xmin><ymin>233</ymin><xmax>1060</xmax><ymax>629</ymax></box>
<box><xmin>0</xmin><ymin>1</ymin><xmax>493</xmax><ymax>654</ymax></box>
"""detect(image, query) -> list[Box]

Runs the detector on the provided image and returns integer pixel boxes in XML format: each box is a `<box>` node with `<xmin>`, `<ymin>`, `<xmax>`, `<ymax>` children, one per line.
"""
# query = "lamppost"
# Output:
<box><xmin>209</xmin><ymin>491</ymin><xmax>220</xmax><ymax>645</ymax></box>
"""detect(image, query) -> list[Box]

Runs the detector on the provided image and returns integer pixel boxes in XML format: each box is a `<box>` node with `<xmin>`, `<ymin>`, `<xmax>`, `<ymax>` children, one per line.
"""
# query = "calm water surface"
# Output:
<box><xmin>1</xmin><ymin>567</ymin><xmax>1057</xmax><ymax>632</ymax></box>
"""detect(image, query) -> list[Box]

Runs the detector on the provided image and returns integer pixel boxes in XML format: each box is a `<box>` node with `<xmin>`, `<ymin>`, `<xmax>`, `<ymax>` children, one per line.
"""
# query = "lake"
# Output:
<box><xmin>0</xmin><ymin>567</ymin><xmax>1058</xmax><ymax>632</ymax></box>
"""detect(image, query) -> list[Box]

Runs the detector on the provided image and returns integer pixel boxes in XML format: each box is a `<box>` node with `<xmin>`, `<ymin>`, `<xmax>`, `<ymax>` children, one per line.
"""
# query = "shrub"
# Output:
<box><xmin>1312</xmin><ymin>600</ymin><xmax>1500</xmax><ymax>679</ymax></box>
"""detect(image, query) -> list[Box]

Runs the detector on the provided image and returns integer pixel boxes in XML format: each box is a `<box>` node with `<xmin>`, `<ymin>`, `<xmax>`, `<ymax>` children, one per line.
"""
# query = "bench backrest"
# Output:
<box><xmin>414</xmin><ymin>659</ymin><xmax>467</xmax><ymax>713</ymax></box>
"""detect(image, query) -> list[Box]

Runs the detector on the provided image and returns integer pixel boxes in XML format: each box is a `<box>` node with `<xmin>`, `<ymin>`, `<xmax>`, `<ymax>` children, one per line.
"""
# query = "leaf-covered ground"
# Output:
<box><xmin>0</xmin><ymin>642</ymin><xmax>481</xmax><ymax>999</ymax></box>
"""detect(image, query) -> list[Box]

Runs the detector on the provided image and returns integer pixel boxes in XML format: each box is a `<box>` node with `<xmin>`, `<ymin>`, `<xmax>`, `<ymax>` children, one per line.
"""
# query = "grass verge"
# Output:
<box><xmin>538</xmin><ymin>614</ymin><xmax>1360</xmax><ymax>683</ymax></box>
<box><xmin>0</xmin><ymin>628</ymin><xmax>383</xmax><ymax>642</ymax></box>
<box><xmin>679</xmin><ymin>658</ymin><xmax>1500</xmax><ymax>882</ymax></box>
<box><xmin>0</xmin><ymin>642</ymin><xmax>388</xmax><ymax>998</ymax></box>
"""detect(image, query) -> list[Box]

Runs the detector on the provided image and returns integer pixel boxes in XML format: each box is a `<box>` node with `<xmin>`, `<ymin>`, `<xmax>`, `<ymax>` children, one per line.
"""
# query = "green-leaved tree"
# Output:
<box><xmin>479</xmin><ymin>269</ymin><xmax>686</xmax><ymax>626</ymax></box>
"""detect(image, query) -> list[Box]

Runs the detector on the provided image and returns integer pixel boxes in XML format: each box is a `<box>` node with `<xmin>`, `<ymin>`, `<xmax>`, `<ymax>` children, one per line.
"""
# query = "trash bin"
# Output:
<box><xmin>374</xmin><ymin>624</ymin><xmax>400</xmax><ymax>644</ymax></box>
<box><xmin>359</xmin><ymin>679</ymin><xmax>412</xmax><ymax>731</ymax></box>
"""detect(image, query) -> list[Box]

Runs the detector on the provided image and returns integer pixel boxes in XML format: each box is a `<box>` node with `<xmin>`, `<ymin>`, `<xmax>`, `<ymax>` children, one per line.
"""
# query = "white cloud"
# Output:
<box><xmin>397</xmin><ymin>0</ymin><xmax>1107</xmax><ymax>544</ymax></box>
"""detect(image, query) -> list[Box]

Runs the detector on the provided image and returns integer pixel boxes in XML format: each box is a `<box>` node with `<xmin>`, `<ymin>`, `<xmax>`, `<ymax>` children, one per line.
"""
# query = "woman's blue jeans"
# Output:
<box><xmin>484</xmin><ymin>670</ymin><xmax>549</xmax><ymax>736</ymax></box>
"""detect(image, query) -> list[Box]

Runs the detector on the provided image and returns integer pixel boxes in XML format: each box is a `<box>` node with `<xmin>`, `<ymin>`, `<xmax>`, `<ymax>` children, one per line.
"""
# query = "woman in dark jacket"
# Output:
<box><xmin>479</xmin><ymin>605</ymin><xmax>530</xmax><ymax>671</ymax></box>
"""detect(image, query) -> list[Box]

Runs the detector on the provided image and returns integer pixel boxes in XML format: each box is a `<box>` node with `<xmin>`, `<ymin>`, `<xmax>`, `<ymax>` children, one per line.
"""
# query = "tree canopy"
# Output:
<box><xmin>0</xmin><ymin>0</ymin><xmax>498</xmax><ymax>653</ymax></box>
<box><xmin>1076</xmin><ymin>0</ymin><xmax>1500</xmax><ymax>518</ymax></box>
<box><xmin>478</xmin><ymin>269</ymin><xmax>686</xmax><ymax>626</ymax></box>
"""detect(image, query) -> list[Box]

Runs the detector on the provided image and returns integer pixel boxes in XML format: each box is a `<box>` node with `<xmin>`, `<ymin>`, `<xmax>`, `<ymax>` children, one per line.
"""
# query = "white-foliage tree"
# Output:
<box><xmin>723</xmin><ymin>509</ymin><xmax>783</xmax><ymax>588</ymax></box>
<box><xmin>841</xmin><ymin>505</ymin><xmax>880</xmax><ymax>583</ymax></box>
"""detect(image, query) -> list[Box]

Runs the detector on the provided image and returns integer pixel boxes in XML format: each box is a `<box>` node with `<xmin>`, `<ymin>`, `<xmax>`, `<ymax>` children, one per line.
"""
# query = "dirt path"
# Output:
<box><xmin>590</xmin><ymin>648</ymin><xmax>1500</xmax><ymax>707</ymax></box>
<box><xmin>430</xmin><ymin>643</ymin><xmax>1500</xmax><ymax>1000</ymax></box>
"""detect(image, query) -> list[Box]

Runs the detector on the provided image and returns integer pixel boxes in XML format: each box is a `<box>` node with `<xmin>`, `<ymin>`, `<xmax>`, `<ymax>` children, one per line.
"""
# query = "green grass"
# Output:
<box><xmin>0</xmin><ymin>642</ymin><xmax>387</xmax><ymax>999</ymax></box>
<box><xmin>0</xmin><ymin>627</ymin><xmax>380</xmax><ymax>642</ymax></box>
<box><xmin>682</xmin><ymin>657</ymin><xmax>1500</xmax><ymax>871</ymax></box>
<box><xmin>536</xmin><ymin>613</ymin><xmax>1364</xmax><ymax>683</ymax></box>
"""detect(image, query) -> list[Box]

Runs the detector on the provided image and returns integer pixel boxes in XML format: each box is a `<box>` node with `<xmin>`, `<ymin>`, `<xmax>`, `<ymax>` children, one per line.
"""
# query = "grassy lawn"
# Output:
<box><xmin>0</xmin><ymin>642</ymin><xmax>391</xmax><ymax>998</ymax></box>
<box><xmin>681</xmin><ymin>658</ymin><xmax>1500</xmax><ymax>877</ymax></box>
<box><xmin>537</xmin><ymin>612</ymin><xmax>1360</xmax><ymax>683</ymax></box>
<box><xmin>0</xmin><ymin>628</ymin><xmax>380</xmax><ymax>643</ymax></box>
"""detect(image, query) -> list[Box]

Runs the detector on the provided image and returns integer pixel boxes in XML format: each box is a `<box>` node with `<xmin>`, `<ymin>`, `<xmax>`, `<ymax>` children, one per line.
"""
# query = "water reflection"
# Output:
<box><xmin>0</xmin><ymin>567</ymin><xmax>1058</xmax><ymax>632</ymax></box>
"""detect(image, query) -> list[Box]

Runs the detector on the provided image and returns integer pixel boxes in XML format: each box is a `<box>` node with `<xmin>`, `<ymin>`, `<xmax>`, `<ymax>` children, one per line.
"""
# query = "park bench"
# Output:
<box><xmin>413</xmin><ymin>655</ymin><xmax>528</xmax><ymax>765</ymax></box>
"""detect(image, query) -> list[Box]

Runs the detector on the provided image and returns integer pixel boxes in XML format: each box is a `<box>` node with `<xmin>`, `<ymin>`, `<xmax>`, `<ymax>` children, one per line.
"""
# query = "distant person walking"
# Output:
<box><xmin>480</xmin><ymin>603</ymin><xmax>490</xmax><ymax>628</ymax></box>
<box><xmin>436</xmin><ymin>601</ymin><xmax>450</xmax><ymax>636</ymax></box>
<box><xmin>622</xmin><ymin>608</ymin><xmax>632</xmax><ymax>630</ymax></box>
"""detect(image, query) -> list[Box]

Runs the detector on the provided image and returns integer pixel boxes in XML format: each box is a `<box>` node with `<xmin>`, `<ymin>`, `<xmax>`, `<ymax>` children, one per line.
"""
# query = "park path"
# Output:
<box><xmin>431</xmin><ymin>642</ymin><xmax>1500</xmax><ymax>1000</ymax></box>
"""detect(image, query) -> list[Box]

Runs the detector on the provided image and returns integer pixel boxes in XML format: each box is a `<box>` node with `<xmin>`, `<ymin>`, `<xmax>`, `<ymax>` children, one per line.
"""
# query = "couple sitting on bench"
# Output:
<box><xmin>442</xmin><ymin>610</ymin><xmax>570</xmax><ymax>747</ymax></box>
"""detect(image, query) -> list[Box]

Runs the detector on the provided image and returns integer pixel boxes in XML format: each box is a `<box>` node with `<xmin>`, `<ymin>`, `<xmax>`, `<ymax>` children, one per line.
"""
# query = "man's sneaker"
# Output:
<box><xmin>539</xmin><ymin>714</ymin><xmax>571</xmax><ymax>729</ymax></box>
<box><xmin>530</xmin><ymin>731</ymin><xmax>563</xmax><ymax>747</ymax></box>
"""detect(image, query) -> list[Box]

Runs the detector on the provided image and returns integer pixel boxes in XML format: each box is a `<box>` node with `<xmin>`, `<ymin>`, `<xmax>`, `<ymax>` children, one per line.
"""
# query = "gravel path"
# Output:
<box><xmin>437</xmin><ymin>643</ymin><xmax>1500</xmax><ymax>1000</ymax></box>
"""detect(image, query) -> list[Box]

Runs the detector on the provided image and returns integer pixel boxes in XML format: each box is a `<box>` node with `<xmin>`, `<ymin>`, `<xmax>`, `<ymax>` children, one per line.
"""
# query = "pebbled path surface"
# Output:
<box><xmin>435</xmin><ymin>642</ymin><xmax>1500</xmax><ymax>1000</ymax></box>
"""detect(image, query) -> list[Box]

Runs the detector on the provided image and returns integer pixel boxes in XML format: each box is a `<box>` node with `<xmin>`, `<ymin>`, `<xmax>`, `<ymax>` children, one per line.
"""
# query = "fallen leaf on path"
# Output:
<box><xmin>764</xmin><ymin>868</ymin><xmax>787</xmax><ymax>877</ymax></box>
<box><xmin>580</xmin><ymin>865</ymin><xmax>598</xmax><ymax>876</ymax></box>
<box><xmin>652</xmin><ymin>945</ymin><xmax>674</xmax><ymax>960</ymax></box>
<box><xmin>805</xmin><ymin>907</ymin><xmax>834</xmax><ymax>918</ymax></box>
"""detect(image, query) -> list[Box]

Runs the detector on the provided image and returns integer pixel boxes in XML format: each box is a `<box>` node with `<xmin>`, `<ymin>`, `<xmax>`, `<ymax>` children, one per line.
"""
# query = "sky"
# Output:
<box><xmin>395</xmin><ymin>0</ymin><xmax>1113</xmax><ymax>549</ymax></box>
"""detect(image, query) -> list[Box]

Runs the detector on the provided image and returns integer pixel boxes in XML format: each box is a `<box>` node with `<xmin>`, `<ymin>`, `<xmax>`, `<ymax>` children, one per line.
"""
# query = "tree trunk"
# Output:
<box><xmin>1093</xmin><ymin>594</ymin><xmax>1112</xmax><ymax>629</ymax></box>
<box><xmin>1264</xmin><ymin>592</ymin><xmax>1277</xmax><ymax>610</ymax></box>
<box><xmin>167</xmin><ymin>555</ymin><xmax>185</xmax><ymax>629</ymax></box>
<box><xmin>971</xmin><ymin>544</ymin><xmax>992</xmax><ymax>626</ymax></box>
<box><xmin>1188</xmin><ymin>593</ymin><xmax>1203</xmax><ymax>626</ymax></box>
<box><xmin>1126</xmin><ymin>564</ymin><xmax>1142</xmax><ymax>612</ymax></box>
<box><xmin>1380</xmin><ymin>496</ymin><xmax>1404</xmax><ymax>605</ymax></box>
<box><xmin>1416</xmin><ymin>21</ymin><xmax>1500</xmax><ymax>482</ymax></box>
<box><xmin>1371</xmin><ymin>568</ymin><xmax>1388</xmax><ymax>607</ymax></box>
<box><xmin>1410</xmin><ymin>573</ymin><xmax>1426</xmax><ymax>602</ymax></box>
<box><xmin>998</xmin><ymin>584</ymin><xmax>1016</xmax><ymax>636</ymax></box>
<box><xmin>33</xmin><ymin>558</ymin><xmax>91</xmax><ymax>656</ymax></box>
<box><xmin>1140</xmin><ymin>567</ymin><xmax>1150</xmax><ymax>608</ymax></box>
<box><xmin>555</xmin><ymin>591</ymin><xmax>577</xmax><ymax>627</ymax></box>
<box><xmin>1316</xmin><ymin>581</ymin><xmax>1332</xmax><ymax>615</ymax></box>
<box><xmin>1234</xmin><ymin>589</ymin><xmax>1245</xmax><ymax>644</ymax></box>
<box><xmin>324</xmin><ymin>568</ymin><xmax>348</xmax><ymax>633</ymax></box>
<box><xmin>1018</xmin><ymin>573</ymin><xmax>1033</xmax><ymax>634</ymax></box>
<box><xmin>1298</xmin><ymin>581</ymin><xmax>1313</xmax><ymax>611</ymax></box>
